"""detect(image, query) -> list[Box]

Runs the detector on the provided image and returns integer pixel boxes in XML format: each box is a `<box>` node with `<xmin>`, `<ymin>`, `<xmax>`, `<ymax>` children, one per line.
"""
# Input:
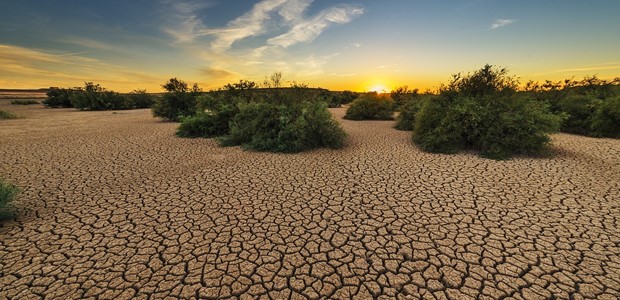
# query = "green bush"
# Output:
<box><xmin>152</xmin><ymin>78</ymin><xmax>200</xmax><ymax>122</ymax></box>
<box><xmin>590</xmin><ymin>96</ymin><xmax>620</xmax><ymax>138</ymax></box>
<box><xmin>11</xmin><ymin>100</ymin><xmax>39</xmax><ymax>105</ymax></box>
<box><xmin>176</xmin><ymin>105</ymin><xmax>238</xmax><ymax>138</ymax></box>
<box><xmin>557</xmin><ymin>95</ymin><xmax>600</xmax><ymax>135</ymax></box>
<box><xmin>44</xmin><ymin>88</ymin><xmax>75</xmax><ymax>108</ymax></box>
<box><xmin>221</xmin><ymin>101</ymin><xmax>345</xmax><ymax>152</ymax></box>
<box><xmin>127</xmin><ymin>90</ymin><xmax>155</xmax><ymax>108</ymax></box>
<box><xmin>0</xmin><ymin>178</ymin><xmax>19</xmax><ymax>220</ymax></box>
<box><xmin>152</xmin><ymin>92</ymin><xmax>198</xmax><ymax>121</ymax></box>
<box><xmin>66</xmin><ymin>82</ymin><xmax>133</xmax><ymax>110</ymax></box>
<box><xmin>413</xmin><ymin>65</ymin><xmax>562</xmax><ymax>159</ymax></box>
<box><xmin>394</xmin><ymin>96</ymin><xmax>428</xmax><ymax>131</ymax></box>
<box><xmin>414</xmin><ymin>94</ymin><xmax>561</xmax><ymax>159</ymax></box>
<box><xmin>344</xmin><ymin>92</ymin><xmax>395</xmax><ymax>120</ymax></box>
<box><xmin>0</xmin><ymin>110</ymin><xmax>18</xmax><ymax>119</ymax></box>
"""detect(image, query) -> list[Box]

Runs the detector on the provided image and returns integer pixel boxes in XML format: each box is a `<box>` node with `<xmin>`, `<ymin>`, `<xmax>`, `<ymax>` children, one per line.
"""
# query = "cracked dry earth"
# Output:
<box><xmin>1</xmin><ymin>102</ymin><xmax>619</xmax><ymax>300</ymax></box>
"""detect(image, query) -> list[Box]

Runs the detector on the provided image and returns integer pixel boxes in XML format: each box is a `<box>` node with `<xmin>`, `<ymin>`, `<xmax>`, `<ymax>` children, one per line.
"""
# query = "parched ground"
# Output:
<box><xmin>0</xmin><ymin>102</ymin><xmax>619</xmax><ymax>300</ymax></box>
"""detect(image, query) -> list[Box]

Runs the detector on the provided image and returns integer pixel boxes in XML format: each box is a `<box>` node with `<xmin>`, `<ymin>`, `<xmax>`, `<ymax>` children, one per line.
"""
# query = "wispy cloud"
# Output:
<box><xmin>556</xmin><ymin>63</ymin><xmax>620</xmax><ymax>73</ymax></box>
<box><xmin>0</xmin><ymin>44</ymin><xmax>162</xmax><ymax>90</ymax></box>
<box><xmin>490</xmin><ymin>19</ymin><xmax>516</xmax><ymax>30</ymax></box>
<box><xmin>164</xmin><ymin>0</ymin><xmax>364</xmax><ymax>52</ymax></box>
<box><xmin>199</xmin><ymin>67</ymin><xmax>237</xmax><ymax>78</ymax></box>
<box><xmin>267</xmin><ymin>5</ymin><xmax>364</xmax><ymax>48</ymax></box>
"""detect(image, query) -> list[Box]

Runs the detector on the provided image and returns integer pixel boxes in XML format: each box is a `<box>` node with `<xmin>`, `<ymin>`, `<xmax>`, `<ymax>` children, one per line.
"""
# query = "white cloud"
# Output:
<box><xmin>490</xmin><ymin>19</ymin><xmax>516</xmax><ymax>30</ymax></box>
<box><xmin>267</xmin><ymin>5</ymin><xmax>364</xmax><ymax>48</ymax></box>
<box><xmin>164</xmin><ymin>0</ymin><xmax>364</xmax><ymax>52</ymax></box>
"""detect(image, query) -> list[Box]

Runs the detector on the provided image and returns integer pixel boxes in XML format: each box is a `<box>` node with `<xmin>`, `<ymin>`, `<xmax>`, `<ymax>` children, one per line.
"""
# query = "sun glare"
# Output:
<box><xmin>369</xmin><ymin>84</ymin><xmax>387</xmax><ymax>93</ymax></box>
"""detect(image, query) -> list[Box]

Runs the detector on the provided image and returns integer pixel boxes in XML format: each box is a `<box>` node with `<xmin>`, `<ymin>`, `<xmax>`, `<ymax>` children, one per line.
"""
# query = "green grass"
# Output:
<box><xmin>0</xmin><ymin>110</ymin><xmax>18</xmax><ymax>119</ymax></box>
<box><xmin>0</xmin><ymin>178</ymin><xmax>19</xmax><ymax>220</ymax></box>
<box><xmin>11</xmin><ymin>100</ymin><xmax>39</xmax><ymax>105</ymax></box>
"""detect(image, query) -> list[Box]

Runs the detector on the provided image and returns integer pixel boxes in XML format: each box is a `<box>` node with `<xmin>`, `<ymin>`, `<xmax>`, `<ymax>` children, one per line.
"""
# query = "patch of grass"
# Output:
<box><xmin>0</xmin><ymin>110</ymin><xmax>18</xmax><ymax>119</ymax></box>
<box><xmin>0</xmin><ymin>178</ymin><xmax>19</xmax><ymax>220</ymax></box>
<box><xmin>11</xmin><ymin>100</ymin><xmax>39</xmax><ymax>105</ymax></box>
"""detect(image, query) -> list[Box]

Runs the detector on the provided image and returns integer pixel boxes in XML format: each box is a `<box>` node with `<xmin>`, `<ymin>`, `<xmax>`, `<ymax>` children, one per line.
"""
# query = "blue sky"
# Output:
<box><xmin>1</xmin><ymin>0</ymin><xmax>619</xmax><ymax>91</ymax></box>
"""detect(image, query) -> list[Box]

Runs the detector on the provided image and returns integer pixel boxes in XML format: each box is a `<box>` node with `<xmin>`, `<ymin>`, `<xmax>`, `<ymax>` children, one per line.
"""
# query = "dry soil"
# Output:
<box><xmin>0</xmin><ymin>101</ymin><xmax>619</xmax><ymax>299</ymax></box>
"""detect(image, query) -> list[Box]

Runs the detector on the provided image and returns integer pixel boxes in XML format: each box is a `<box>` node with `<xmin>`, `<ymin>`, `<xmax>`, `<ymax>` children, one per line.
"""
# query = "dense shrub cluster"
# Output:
<box><xmin>152</xmin><ymin>78</ymin><xmax>201</xmax><ymax>121</ymax></box>
<box><xmin>407</xmin><ymin>65</ymin><xmax>562</xmax><ymax>159</ymax></box>
<box><xmin>176</xmin><ymin>105</ymin><xmax>238</xmax><ymax>138</ymax></box>
<box><xmin>344</xmin><ymin>92</ymin><xmax>395</xmax><ymax>120</ymax></box>
<box><xmin>127</xmin><ymin>90</ymin><xmax>156</xmax><ymax>109</ymax></box>
<box><xmin>394</xmin><ymin>96</ymin><xmax>428</xmax><ymax>131</ymax></box>
<box><xmin>221</xmin><ymin>101</ymin><xmax>345</xmax><ymax>152</ymax></box>
<box><xmin>328</xmin><ymin>90</ymin><xmax>358</xmax><ymax>108</ymax></box>
<box><xmin>44</xmin><ymin>83</ymin><xmax>156</xmax><ymax>110</ymax></box>
<box><xmin>524</xmin><ymin>76</ymin><xmax>619</xmax><ymax>138</ymax></box>
<box><xmin>11</xmin><ymin>100</ymin><xmax>39</xmax><ymax>105</ymax></box>
<box><xmin>414</xmin><ymin>94</ymin><xmax>561</xmax><ymax>159</ymax></box>
<box><xmin>175</xmin><ymin>75</ymin><xmax>347</xmax><ymax>153</ymax></box>
<box><xmin>44</xmin><ymin>88</ymin><xmax>75</xmax><ymax>108</ymax></box>
<box><xmin>0</xmin><ymin>177</ymin><xmax>19</xmax><ymax>220</ymax></box>
<box><xmin>0</xmin><ymin>110</ymin><xmax>18</xmax><ymax>119</ymax></box>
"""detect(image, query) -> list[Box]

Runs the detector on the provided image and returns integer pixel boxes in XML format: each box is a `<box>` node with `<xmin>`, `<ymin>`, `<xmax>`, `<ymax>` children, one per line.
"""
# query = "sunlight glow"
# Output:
<box><xmin>368</xmin><ymin>84</ymin><xmax>387</xmax><ymax>93</ymax></box>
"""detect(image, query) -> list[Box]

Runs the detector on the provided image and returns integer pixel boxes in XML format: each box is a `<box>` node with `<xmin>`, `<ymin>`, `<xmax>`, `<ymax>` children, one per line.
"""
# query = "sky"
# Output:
<box><xmin>1</xmin><ymin>0</ymin><xmax>619</xmax><ymax>92</ymax></box>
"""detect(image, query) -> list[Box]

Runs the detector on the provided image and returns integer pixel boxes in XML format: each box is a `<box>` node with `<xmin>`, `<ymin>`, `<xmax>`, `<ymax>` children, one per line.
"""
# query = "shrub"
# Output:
<box><xmin>413</xmin><ymin>65</ymin><xmax>562</xmax><ymax>159</ymax></box>
<box><xmin>557</xmin><ymin>95</ymin><xmax>600</xmax><ymax>135</ymax></box>
<box><xmin>127</xmin><ymin>90</ymin><xmax>155</xmax><ymax>108</ymax></box>
<box><xmin>152</xmin><ymin>78</ymin><xmax>200</xmax><ymax>121</ymax></box>
<box><xmin>152</xmin><ymin>92</ymin><xmax>198</xmax><ymax>121</ymax></box>
<box><xmin>414</xmin><ymin>94</ymin><xmax>561</xmax><ymax>159</ymax></box>
<box><xmin>176</xmin><ymin>105</ymin><xmax>238</xmax><ymax>138</ymax></box>
<box><xmin>0</xmin><ymin>178</ymin><xmax>19</xmax><ymax>220</ymax></box>
<box><xmin>590</xmin><ymin>96</ymin><xmax>620</xmax><ymax>138</ymax></box>
<box><xmin>221</xmin><ymin>101</ymin><xmax>345</xmax><ymax>152</ymax></box>
<box><xmin>394</xmin><ymin>96</ymin><xmax>428</xmax><ymax>131</ymax></box>
<box><xmin>344</xmin><ymin>92</ymin><xmax>395</xmax><ymax>120</ymax></box>
<box><xmin>44</xmin><ymin>88</ymin><xmax>75</xmax><ymax>108</ymax></box>
<box><xmin>11</xmin><ymin>100</ymin><xmax>39</xmax><ymax>105</ymax></box>
<box><xmin>0</xmin><ymin>110</ymin><xmax>18</xmax><ymax>119</ymax></box>
<box><xmin>68</xmin><ymin>82</ymin><xmax>134</xmax><ymax>110</ymax></box>
<box><xmin>331</xmin><ymin>90</ymin><xmax>358</xmax><ymax>107</ymax></box>
<box><xmin>391</xmin><ymin>86</ymin><xmax>419</xmax><ymax>109</ymax></box>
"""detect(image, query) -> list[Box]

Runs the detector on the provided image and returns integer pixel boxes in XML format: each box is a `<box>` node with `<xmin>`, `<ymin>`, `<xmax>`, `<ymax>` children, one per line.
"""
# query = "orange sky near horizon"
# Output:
<box><xmin>1</xmin><ymin>1</ymin><xmax>619</xmax><ymax>93</ymax></box>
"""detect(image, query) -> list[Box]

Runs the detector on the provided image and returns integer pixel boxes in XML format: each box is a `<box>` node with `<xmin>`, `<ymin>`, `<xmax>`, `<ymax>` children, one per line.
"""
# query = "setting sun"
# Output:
<box><xmin>368</xmin><ymin>84</ymin><xmax>388</xmax><ymax>93</ymax></box>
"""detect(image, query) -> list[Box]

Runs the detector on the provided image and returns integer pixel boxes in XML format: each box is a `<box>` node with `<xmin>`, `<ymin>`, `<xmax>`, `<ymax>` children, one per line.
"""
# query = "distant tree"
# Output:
<box><xmin>152</xmin><ymin>78</ymin><xmax>201</xmax><ymax>121</ymax></box>
<box><xmin>263</xmin><ymin>72</ymin><xmax>283</xmax><ymax>88</ymax></box>
<box><xmin>162</xmin><ymin>78</ymin><xmax>189</xmax><ymax>93</ymax></box>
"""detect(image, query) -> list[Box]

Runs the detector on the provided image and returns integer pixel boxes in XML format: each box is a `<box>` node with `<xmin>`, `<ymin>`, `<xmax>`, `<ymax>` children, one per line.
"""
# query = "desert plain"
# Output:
<box><xmin>0</xmin><ymin>101</ymin><xmax>619</xmax><ymax>299</ymax></box>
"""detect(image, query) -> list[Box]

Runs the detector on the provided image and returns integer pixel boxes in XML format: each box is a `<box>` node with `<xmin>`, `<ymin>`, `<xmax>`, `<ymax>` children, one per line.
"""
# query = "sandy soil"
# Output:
<box><xmin>1</xmin><ymin>101</ymin><xmax>619</xmax><ymax>299</ymax></box>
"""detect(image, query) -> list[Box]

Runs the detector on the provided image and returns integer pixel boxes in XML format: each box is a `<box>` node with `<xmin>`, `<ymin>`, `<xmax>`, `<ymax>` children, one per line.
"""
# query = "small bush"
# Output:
<box><xmin>0</xmin><ymin>178</ymin><xmax>19</xmax><ymax>220</ymax></box>
<box><xmin>0</xmin><ymin>110</ymin><xmax>18</xmax><ymax>119</ymax></box>
<box><xmin>221</xmin><ymin>101</ymin><xmax>345</xmax><ymax>152</ymax></box>
<box><xmin>394</xmin><ymin>96</ymin><xmax>428</xmax><ymax>131</ymax></box>
<box><xmin>344</xmin><ymin>92</ymin><xmax>395</xmax><ymax>120</ymax></box>
<box><xmin>44</xmin><ymin>88</ymin><xmax>75</xmax><ymax>108</ymax></box>
<box><xmin>127</xmin><ymin>90</ymin><xmax>155</xmax><ymax>108</ymax></box>
<box><xmin>590</xmin><ymin>96</ymin><xmax>620</xmax><ymax>138</ymax></box>
<box><xmin>176</xmin><ymin>105</ymin><xmax>238</xmax><ymax>138</ymax></box>
<box><xmin>11</xmin><ymin>100</ymin><xmax>39</xmax><ymax>105</ymax></box>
